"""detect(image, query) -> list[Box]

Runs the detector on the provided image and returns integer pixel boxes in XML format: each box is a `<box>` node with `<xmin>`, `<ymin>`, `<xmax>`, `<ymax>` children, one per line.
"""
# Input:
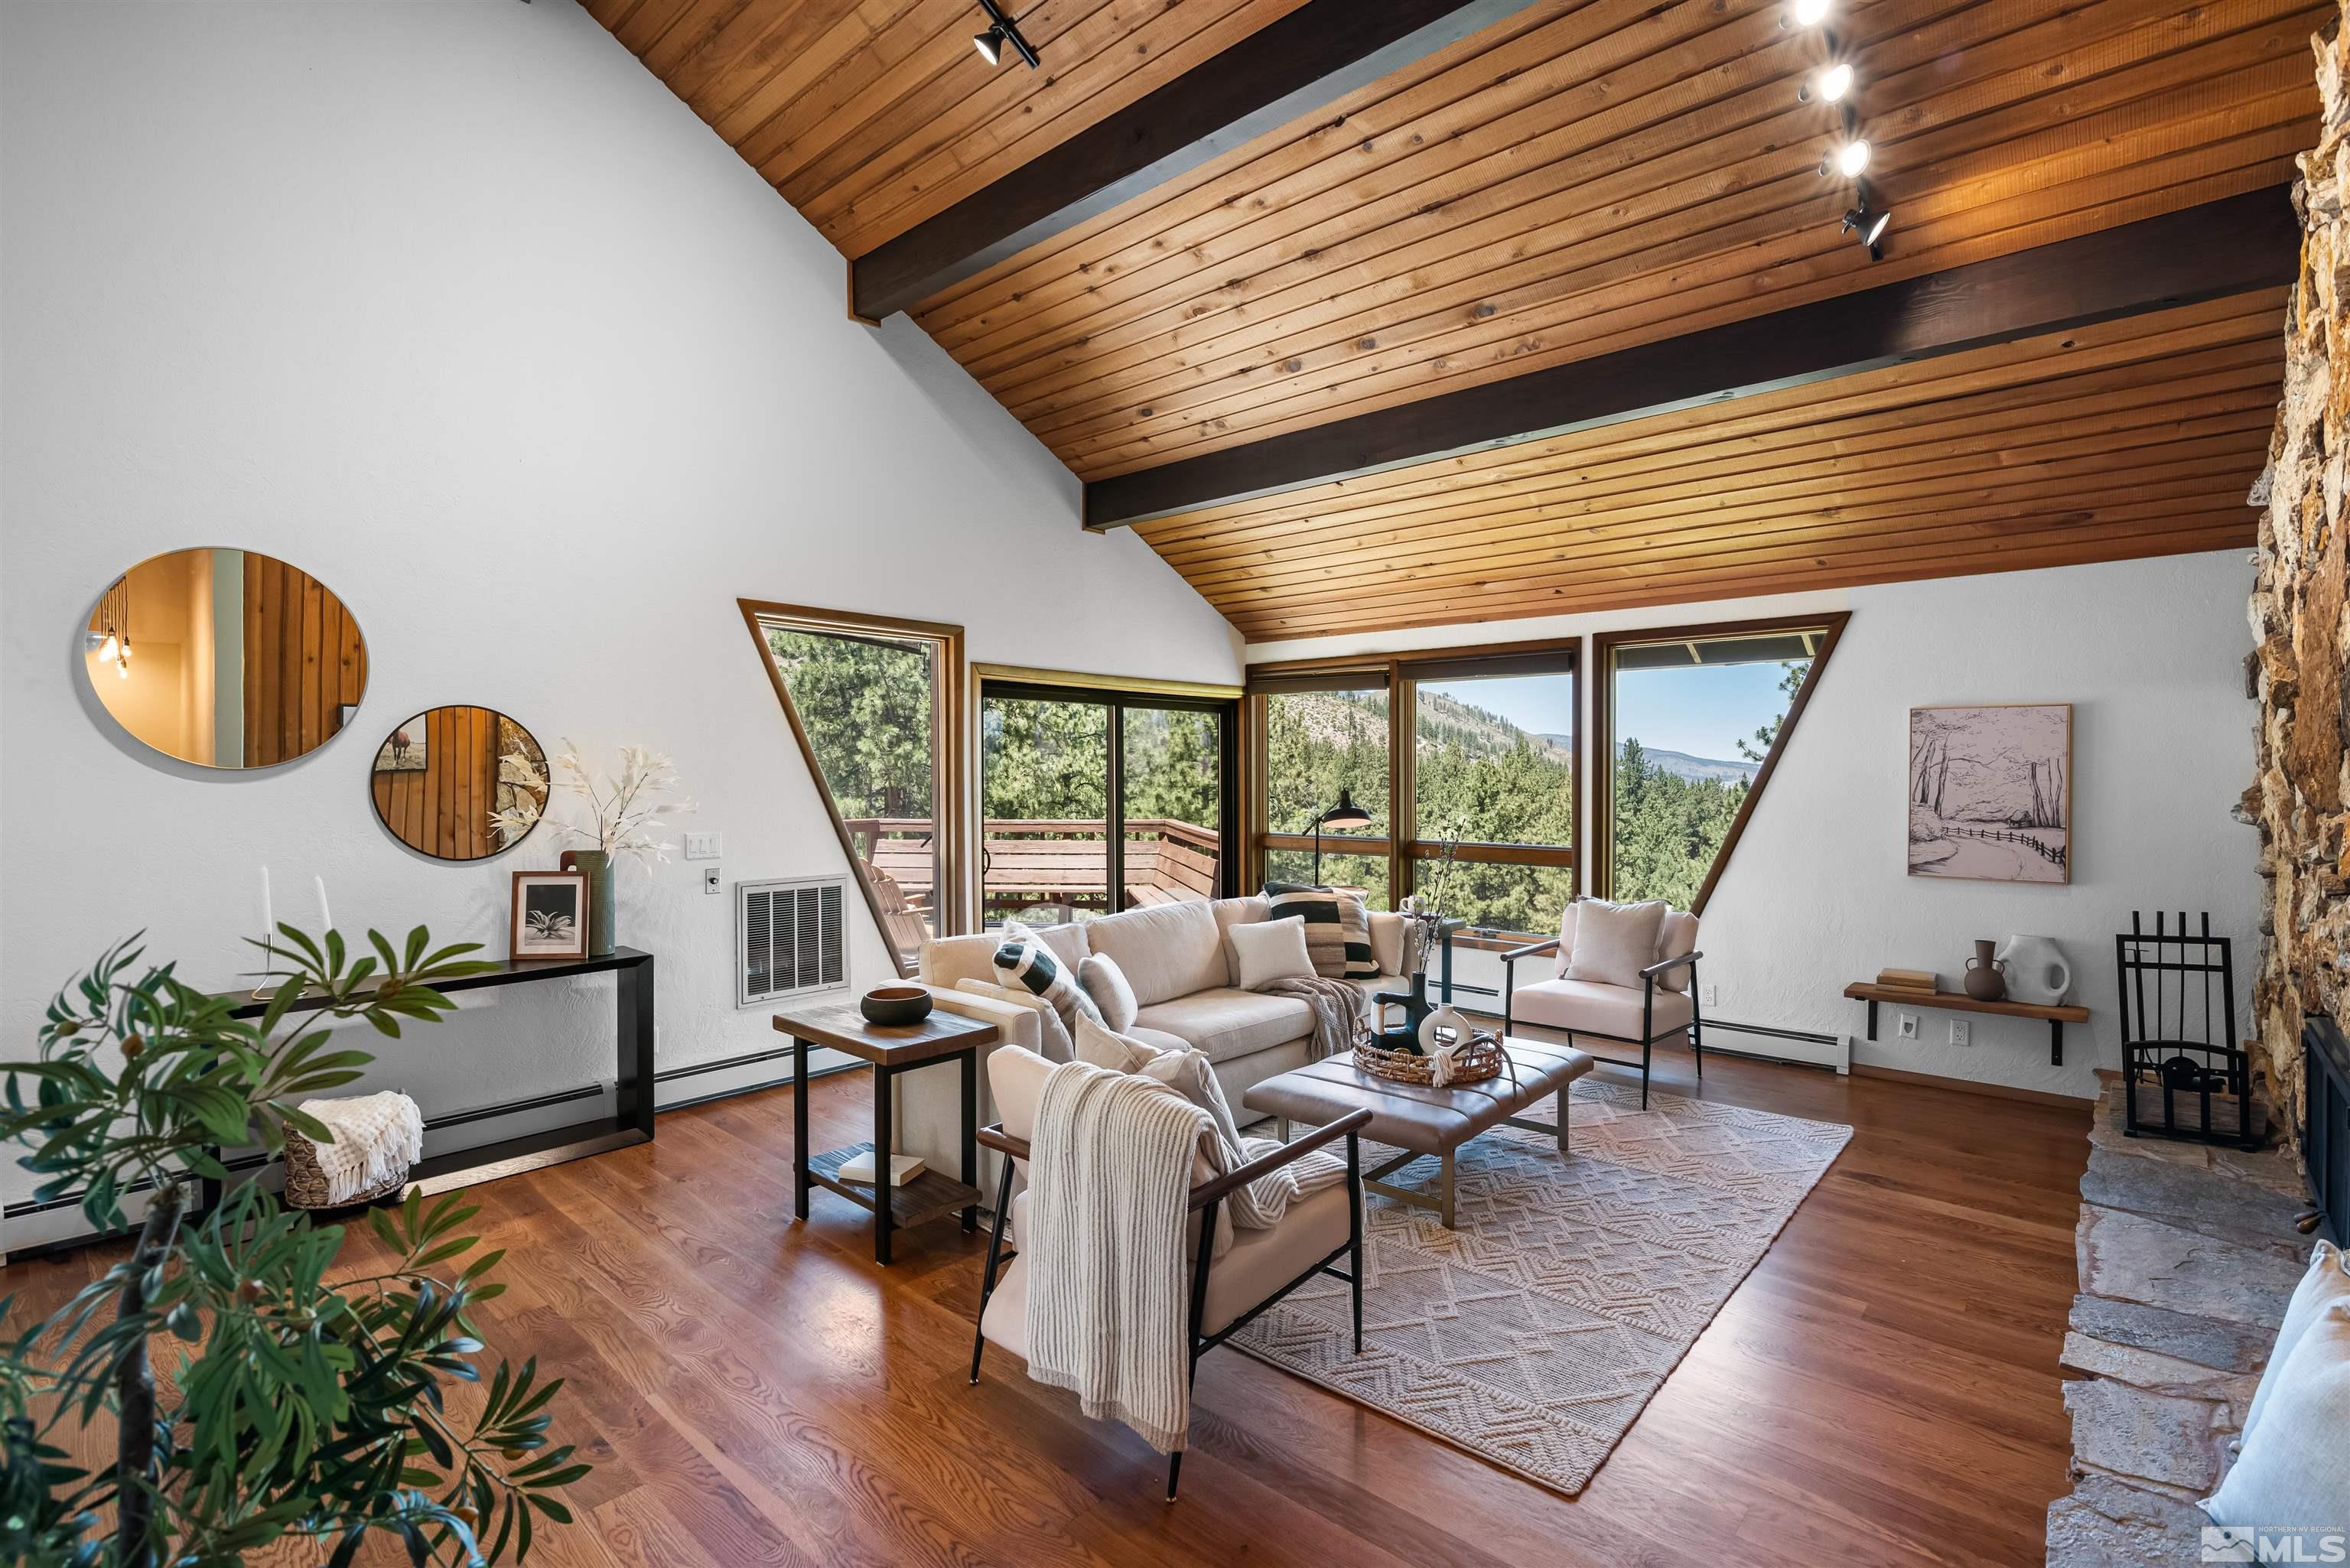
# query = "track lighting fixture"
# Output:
<box><xmin>1835</xmin><ymin>138</ymin><xmax>1871</xmax><ymax>177</ymax></box>
<box><xmin>1790</xmin><ymin>0</ymin><xmax>1831</xmax><ymax>25</ymax></box>
<box><xmin>1842</xmin><ymin>203</ymin><xmax>1891</xmax><ymax>258</ymax></box>
<box><xmin>1815</xmin><ymin>63</ymin><xmax>1853</xmax><ymax>102</ymax></box>
<box><xmin>972</xmin><ymin>0</ymin><xmax>1040</xmax><ymax>69</ymax></box>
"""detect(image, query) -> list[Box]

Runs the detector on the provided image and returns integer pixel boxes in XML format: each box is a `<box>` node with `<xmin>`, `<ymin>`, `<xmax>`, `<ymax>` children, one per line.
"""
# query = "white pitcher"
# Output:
<box><xmin>1996</xmin><ymin>935</ymin><xmax>2072</xmax><ymax>1005</ymax></box>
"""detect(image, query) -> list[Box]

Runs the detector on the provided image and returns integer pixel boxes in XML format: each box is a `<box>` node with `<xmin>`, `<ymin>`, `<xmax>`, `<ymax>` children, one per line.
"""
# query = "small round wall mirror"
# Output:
<box><xmin>81</xmin><ymin>547</ymin><xmax>368</xmax><ymax>769</ymax></box>
<box><xmin>370</xmin><ymin>707</ymin><xmax>551</xmax><ymax>862</ymax></box>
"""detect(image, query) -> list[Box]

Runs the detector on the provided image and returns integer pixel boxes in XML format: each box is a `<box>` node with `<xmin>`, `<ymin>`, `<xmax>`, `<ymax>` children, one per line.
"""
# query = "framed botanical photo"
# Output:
<box><xmin>510</xmin><ymin>870</ymin><xmax>589</xmax><ymax>959</ymax></box>
<box><xmin>1908</xmin><ymin>703</ymin><xmax>2072</xmax><ymax>884</ymax></box>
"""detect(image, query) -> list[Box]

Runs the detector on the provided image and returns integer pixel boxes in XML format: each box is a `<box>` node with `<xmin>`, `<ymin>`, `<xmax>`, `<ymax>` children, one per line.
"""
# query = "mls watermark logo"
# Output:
<box><xmin>2205</xmin><ymin>1526</ymin><xmax>2350</xmax><ymax>1563</ymax></box>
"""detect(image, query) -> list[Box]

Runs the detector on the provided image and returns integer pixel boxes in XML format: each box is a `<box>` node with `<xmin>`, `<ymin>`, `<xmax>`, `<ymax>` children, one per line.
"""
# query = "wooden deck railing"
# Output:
<box><xmin>844</xmin><ymin>815</ymin><xmax>1221</xmax><ymax>921</ymax></box>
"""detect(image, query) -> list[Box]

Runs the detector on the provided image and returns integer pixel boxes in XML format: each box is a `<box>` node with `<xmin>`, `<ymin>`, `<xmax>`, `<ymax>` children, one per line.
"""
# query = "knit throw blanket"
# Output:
<box><xmin>296</xmin><ymin>1091</ymin><xmax>423</xmax><ymax>1205</ymax></box>
<box><xmin>1023</xmin><ymin>1061</ymin><xmax>1350</xmax><ymax>1453</ymax></box>
<box><xmin>1259</xmin><ymin>974</ymin><xmax>1372</xmax><ymax>1062</ymax></box>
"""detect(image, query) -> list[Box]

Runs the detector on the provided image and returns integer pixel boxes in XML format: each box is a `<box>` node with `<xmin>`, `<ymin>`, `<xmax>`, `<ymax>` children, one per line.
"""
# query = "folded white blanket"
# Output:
<box><xmin>296</xmin><ymin>1091</ymin><xmax>423</xmax><ymax>1205</ymax></box>
<box><xmin>1025</xmin><ymin>1062</ymin><xmax>1202</xmax><ymax>1454</ymax></box>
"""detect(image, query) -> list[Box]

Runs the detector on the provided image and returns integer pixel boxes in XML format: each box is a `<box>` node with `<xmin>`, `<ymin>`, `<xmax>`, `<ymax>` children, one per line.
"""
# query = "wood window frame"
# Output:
<box><xmin>972</xmin><ymin>664</ymin><xmax>1244</xmax><ymax>923</ymax></box>
<box><xmin>1590</xmin><ymin>611</ymin><xmax>1850</xmax><ymax>916</ymax></box>
<box><xmin>1247</xmin><ymin>635</ymin><xmax>1582</xmax><ymax>936</ymax></box>
<box><xmin>740</xmin><ymin>600</ymin><xmax>968</xmax><ymax>980</ymax></box>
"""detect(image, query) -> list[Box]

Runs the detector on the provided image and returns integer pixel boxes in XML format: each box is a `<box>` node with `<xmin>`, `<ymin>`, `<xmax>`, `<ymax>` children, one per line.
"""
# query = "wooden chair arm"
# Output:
<box><xmin>1189</xmin><ymin>1108</ymin><xmax>1373</xmax><ymax>1212</ymax></box>
<box><xmin>1639</xmin><ymin>950</ymin><xmax>1704</xmax><ymax>981</ymax></box>
<box><xmin>975</xmin><ymin>1124</ymin><xmax>1030</xmax><ymax>1161</ymax></box>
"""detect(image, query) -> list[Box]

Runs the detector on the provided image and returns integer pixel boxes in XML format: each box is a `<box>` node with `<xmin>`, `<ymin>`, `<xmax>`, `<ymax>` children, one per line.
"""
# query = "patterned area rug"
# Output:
<box><xmin>1229</xmin><ymin>1078</ymin><xmax>1853</xmax><ymax>1496</ymax></box>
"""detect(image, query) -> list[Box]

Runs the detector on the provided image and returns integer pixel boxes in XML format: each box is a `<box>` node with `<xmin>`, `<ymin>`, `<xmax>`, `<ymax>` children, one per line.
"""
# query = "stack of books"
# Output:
<box><xmin>1874</xmin><ymin>967</ymin><xmax>1939</xmax><ymax>994</ymax></box>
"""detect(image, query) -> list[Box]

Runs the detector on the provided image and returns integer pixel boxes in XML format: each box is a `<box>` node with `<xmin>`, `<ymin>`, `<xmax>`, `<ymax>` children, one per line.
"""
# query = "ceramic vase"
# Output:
<box><xmin>1419</xmin><ymin>1002</ymin><xmax>1471</xmax><ymax>1055</ymax></box>
<box><xmin>1996</xmin><ymin>934</ymin><xmax>2072</xmax><ymax>1005</ymax></box>
<box><xmin>565</xmin><ymin>849</ymin><xmax>617</xmax><ymax>958</ymax></box>
<box><xmin>1962</xmin><ymin>938</ymin><xmax>2007</xmax><ymax>1002</ymax></box>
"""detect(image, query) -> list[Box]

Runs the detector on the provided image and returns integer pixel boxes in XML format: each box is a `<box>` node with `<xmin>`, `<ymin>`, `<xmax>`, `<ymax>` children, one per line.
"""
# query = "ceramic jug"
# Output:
<box><xmin>1963</xmin><ymin>939</ymin><xmax>2007</xmax><ymax>1002</ymax></box>
<box><xmin>1995</xmin><ymin>934</ymin><xmax>2072</xmax><ymax>1005</ymax></box>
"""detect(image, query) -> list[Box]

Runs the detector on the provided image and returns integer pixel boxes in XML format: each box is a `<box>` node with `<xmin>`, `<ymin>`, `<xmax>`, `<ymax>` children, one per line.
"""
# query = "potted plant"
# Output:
<box><xmin>0</xmin><ymin>926</ymin><xmax>589</xmax><ymax>1566</ymax></box>
<box><xmin>494</xmin><ymin>742</ymin><xmax>695</xmax><ymax>957</ymax></box>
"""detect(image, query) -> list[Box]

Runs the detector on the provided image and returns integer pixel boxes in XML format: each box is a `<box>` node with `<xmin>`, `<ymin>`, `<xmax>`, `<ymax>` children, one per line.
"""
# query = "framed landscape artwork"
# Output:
<box><xmin>1907</xmin><ymin>704</ymin><xmax>2071</xmax><ymax>884</ymax></box>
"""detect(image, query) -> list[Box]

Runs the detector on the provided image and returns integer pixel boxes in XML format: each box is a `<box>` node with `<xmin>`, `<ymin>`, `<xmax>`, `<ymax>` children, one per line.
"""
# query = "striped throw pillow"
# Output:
<box><xmin>993</xmin><ymin>923</ymin><xmax>1102</xmax><ymax>1033</ymax></box>
<box><xmin>1261</xmin><ymin>883</ymin><xmax>1377</xmax><ymax>980</ymax></box>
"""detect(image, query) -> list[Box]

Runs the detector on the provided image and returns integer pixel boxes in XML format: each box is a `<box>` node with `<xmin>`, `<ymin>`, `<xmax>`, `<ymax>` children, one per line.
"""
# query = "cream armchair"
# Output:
<box><xmin>1502</xmin><ymin>900</ymin><xmax>1704</xmax><ymax>1108</ymax></box>
<box><xmin>968</xmin><ymin>1045</ymin><xmax>1369</xmax><ymax>1502</ymax></box>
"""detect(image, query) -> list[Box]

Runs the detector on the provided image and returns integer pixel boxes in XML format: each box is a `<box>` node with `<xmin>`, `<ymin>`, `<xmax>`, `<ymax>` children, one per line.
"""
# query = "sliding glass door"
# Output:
<box><xmin>980</xmin><ymin>680</ymin><xmax>1236</xmax><ymax>927</ymax></box>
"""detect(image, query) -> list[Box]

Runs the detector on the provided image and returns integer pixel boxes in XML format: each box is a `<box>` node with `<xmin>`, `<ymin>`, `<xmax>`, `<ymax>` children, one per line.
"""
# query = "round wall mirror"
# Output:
<box><xmin>82</xmin><ymin>547</ymin><xmax>368</xmax><ymax>769</ymax></box>
<box><xmin>370</xmin><ymin>707</ymin><xmax>551</xmax><ymax>862</ymax></box>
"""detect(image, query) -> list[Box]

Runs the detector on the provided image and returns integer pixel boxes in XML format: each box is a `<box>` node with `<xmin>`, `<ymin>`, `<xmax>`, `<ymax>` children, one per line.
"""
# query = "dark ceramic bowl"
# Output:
<box><xmin>859</xmin><ymin>985</ymin><xmax>934</xmax><ymax>1027</ymax></box>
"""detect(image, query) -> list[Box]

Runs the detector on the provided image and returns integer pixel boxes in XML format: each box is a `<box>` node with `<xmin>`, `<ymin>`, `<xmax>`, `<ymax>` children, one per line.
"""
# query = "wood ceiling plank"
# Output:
<box><xmin>1062</xmin><ymin>136</ymin><xmax>2301</xmax><ymax>477</ymax></box>
<box><xmin>1141</xmin><ymin>320</ymin><xmax>2283</xmax><ymax>558</ymax></box>
<box><xmin>665</xmin><ymin>0</ymin><xmax>861</xmax><ymax>111</ymax></box>
<box><xmin>1135</xmin><ymin>289</ymin><xmax>2283</xmax><ymax>542</ymax></box>
<box><xmin>711</xmin><ymin>0</ymin><xmax>943</xmax><ymax>155</ymax></box>
<box><xmin>1170</xmin><ymin>392</ymin><xmax>2279</xmax><ymax>590</ymax></box>
<box><xmin>1196</xmin><ymin>438</ymin><xmax>2267</xmax><ymax>613</ymax></box>
<box><xmin>949</xmin><ymin>0</ymin><xmax>2293</xmax><ymax>416</ymax></box>
<box><xmin>1004</xmin><ymin>53</ymin><xmax>2307</xmax><ymax>438</ymax></box>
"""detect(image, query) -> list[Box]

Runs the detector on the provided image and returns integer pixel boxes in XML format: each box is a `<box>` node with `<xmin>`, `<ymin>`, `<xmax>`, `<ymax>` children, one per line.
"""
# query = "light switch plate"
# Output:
<box><xmin>1896</xmin><ymin>1013</ymin><xmax>1919</xmax><ymax>1039</ymax></box>
<box><xmin>1948</xmin><ymin>1020</ymin><xmax>1970</xmax><ymax>1046</ymax></box>
<box><xmin>685</xmin><ymin>832</ymin><xmax>722</xmax><ymax>861</ymax></box>
<box><xmin>703</xmin><ymin>866</ymin><xmax>722</xmax><ymax>895</ymax></box>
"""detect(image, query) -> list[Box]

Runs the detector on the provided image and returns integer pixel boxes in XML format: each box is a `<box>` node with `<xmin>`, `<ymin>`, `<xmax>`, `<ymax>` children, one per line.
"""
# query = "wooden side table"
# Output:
<box><xmin>773</xmin><ymin>1000</ymin><xmax>998</xmax><ymax>1265</ymax></box>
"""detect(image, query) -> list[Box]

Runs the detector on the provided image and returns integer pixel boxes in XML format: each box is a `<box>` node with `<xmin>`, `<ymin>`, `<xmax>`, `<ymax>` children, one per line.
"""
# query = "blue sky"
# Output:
<box><xmin>1424</xmin><ymin>661</ymin><xmax>1801</xmax><ymax>763</ymax></box>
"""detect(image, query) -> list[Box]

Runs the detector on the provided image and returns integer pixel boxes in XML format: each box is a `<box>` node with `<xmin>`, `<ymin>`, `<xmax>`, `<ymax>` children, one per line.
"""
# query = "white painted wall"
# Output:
<box><xmin>0</xmin><ymin>0</ymin><xmax>1242</xmax><ymax>1209</ymax></box>
<box><xmin>1251</xmin><ymin>552</ymin><xmax>2264</xmax><ymax>1099</ymax></box>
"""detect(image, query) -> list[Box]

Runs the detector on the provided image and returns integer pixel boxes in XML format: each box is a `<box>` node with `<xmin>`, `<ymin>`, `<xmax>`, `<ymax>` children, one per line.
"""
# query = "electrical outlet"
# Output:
<box><xmin>685</xmin><ymin>832</ymin><xmax>722</xmax><ymax>861</ymax></box>
<box><xmin>1701</xmin><ymin>984</ymin><xmax>1718</xmax><ymax>1007</ymax></box>
<box><xmin>1949</xmin><ymin>1019</ymin><xmax>1971</xmax><ymax>1046</ymax></box>
<box><xmin>1896</xmin><ymin>1012</ymin><xmax>1919</xmax><ymax>1039</ymax></box>
<box><xmin>703</xmin><ymin>866</ymin><xmax>722</xmax><ymax>895</ymax></box>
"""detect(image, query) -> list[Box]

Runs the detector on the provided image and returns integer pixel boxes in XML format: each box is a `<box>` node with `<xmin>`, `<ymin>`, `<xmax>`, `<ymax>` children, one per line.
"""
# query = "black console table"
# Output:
<box><xmin>205</xmin><ymin>947</ymin><xmax>656</xmax><ymax>1209</ymax></box>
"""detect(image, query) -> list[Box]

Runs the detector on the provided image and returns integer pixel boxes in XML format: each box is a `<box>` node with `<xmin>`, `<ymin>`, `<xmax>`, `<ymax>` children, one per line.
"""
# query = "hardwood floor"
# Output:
<box><xmin>0</xmin><ymin>1049</ymin><xmax>2091</xmax><ymax>1567</ymax></box>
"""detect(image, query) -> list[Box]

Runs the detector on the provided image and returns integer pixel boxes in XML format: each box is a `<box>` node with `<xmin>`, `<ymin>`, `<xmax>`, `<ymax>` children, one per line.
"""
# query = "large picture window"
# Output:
<box><xmin>980</xmin><ymin>675</ymin><xmax>1236</xmax><ymax>926</ymax></box>
<box><xmin>1596</xmin><ymin>616</ymin><xmax>1844</xmax><ymax>912</ymax></box>
<box><xmin>1249</xmin><ymin>647</ymin><xmax>1577</xmax><ymax>933</ymax></box>
<box><xmin>742</xmin><ymin>602</ymin><xmax>964</xmax><ymax>975</ymax></box>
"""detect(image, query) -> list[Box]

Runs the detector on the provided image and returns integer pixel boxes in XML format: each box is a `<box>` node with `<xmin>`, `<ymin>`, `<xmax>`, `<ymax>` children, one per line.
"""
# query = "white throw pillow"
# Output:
<box><xmin>2244</xmin><ymin>1242</ymin><xmax>2350</xmax><ymax>1443</ymax></box>
<box><xmin>1229</xmin><ymin>916</ymin><xmax>1315</xmax><ymax>992</ymax></box>
<box><xmin>954</xmin><ymin>977</ymin><xmax>1072</xmax><ymax>1059</ymax></box>
<box><xmin>1564</xmin><ymin>898</ymin><xmax>1668</xmax><ymax>989</ymax></box>
<box><xmin>1076</xmin><ymin>952</ymin><xmax>1139</xmax><ymax>1033</ymax></box>
<box><xmin>2204</xmin><ymin>1300</ymin><xmax>2350</xmax><ymax>1533</ymax></box>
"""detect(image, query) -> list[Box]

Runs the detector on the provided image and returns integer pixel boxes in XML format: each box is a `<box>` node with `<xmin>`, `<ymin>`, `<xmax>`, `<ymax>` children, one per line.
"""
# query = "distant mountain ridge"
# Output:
<box><xmin>1602</xmin><ymin>739</ymin><xmax>1756</xmax><ymax>783</ymax></box>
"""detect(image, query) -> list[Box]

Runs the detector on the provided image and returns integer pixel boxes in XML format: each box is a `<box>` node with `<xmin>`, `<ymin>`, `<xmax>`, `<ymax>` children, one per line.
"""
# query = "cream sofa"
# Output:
<box><xmin>893</xmin><ymin>896</ymin><xmax>1409</xmax><ymax>1184</ymax></box>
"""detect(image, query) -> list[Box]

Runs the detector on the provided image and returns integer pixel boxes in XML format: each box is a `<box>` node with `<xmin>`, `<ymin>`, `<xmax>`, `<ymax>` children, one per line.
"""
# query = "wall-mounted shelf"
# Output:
<box><xmin>1843</xmin><ymin>981</ymin><xmax>2089</xmax><ymax>1066</ymax></box>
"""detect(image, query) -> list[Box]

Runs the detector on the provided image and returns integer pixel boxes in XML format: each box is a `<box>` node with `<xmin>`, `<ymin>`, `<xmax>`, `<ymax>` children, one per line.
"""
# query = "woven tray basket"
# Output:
<box><xmin>282</xmin><ymin>1127</ymin><xmax>409</xmax><ymax>1211</ymax></box>
<box><xmin>1352</xmin><ymin>1028</ymin><xmax>1512</xmax><ymax>1088</ymax></box>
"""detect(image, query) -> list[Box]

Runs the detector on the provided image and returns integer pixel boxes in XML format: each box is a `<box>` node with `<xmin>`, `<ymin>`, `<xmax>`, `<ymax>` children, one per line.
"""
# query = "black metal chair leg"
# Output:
<box><xmin>970</xmin><ymin>1153</ymin><xmax>1018</xmax><ymax>1385</ymax></box>
<box><xmin>1166</xmin><ymin>1450</ymin><xmax>1183</xmax><ymax>1503</ymax></box>
<box><xmin>1641</xmin><ymin>1039</ymin><xmax>1652</xmax><ymax>1110</ymax></box>
<box><xmin>1346</xmin><ymin>1130</ymin><xmax>1364</xmax><ymax>1355</ymax></box>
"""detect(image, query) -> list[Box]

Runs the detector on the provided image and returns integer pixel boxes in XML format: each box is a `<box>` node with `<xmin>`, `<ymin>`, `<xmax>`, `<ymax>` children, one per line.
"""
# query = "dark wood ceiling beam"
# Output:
<box><xmin>848</xmin><ymin>0</ymin><xmax>1551</xmax><ymax>322</ymax></box>
<box><xmin>1082</xmin><ymin>184</ymin><xmax>2301</xmax><ymax>530</ymax></box>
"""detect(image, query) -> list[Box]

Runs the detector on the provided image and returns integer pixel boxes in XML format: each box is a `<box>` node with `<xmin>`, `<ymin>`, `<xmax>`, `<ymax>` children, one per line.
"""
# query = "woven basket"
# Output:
<box><xmin>1352</xmin><ymin>1027</ymin><xmax>1513</xmax><ymax>1088</ymax></box>
<box><xmin>282</xmin><ymin>1127</ymin><xmax>409</xmax><ymax>1211</ymax></box>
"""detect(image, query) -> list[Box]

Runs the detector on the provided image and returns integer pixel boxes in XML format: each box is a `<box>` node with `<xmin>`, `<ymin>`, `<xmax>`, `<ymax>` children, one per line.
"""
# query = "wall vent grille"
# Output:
<box><xmin>737</xmin><ymin>877</ymin><xmax>848</xmax><ymax>1007</ymax></box>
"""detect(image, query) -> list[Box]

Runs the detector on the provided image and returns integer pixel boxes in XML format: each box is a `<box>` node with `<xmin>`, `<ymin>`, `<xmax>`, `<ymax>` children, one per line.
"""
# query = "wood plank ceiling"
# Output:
<box><xmin>1135</xmin><ymin>288</ymin><xmax>2285</xmax><ymax>638</ymax></box>
<box><xmin>589</xmin><ymin>0</ymin><xmax>2313</xmax><ymax>639</ymax></box>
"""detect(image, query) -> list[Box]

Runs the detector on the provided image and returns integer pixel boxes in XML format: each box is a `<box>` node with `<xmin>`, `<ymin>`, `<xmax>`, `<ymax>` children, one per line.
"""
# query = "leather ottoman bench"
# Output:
<box><xmin>1242</xmin><ymin>1036</ymin><xmax>1597</xmax><ymax>1228</ymax></box>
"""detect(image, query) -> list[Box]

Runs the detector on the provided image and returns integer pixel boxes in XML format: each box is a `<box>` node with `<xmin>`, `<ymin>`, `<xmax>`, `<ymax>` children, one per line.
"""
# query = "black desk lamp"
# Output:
<box><xmin>1310</xmin><ymin>788</ymin><xmax>1372</xmax><ymax>883</ymax></box>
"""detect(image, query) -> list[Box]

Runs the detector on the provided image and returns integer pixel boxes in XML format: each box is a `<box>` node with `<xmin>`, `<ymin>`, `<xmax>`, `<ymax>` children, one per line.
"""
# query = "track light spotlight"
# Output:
<box><xmin>1835</xmin><ymin>138</ymin><xmax>1871</xmax><ymax>177</ymax></box>
<box><xmin>1792</xmin><ymin>0</ymin><xmax>1831</xmax><ymax>24</ymax></box>
<box><xmin>971</xmin><ymin>1</ymin><xmax>1040</xmax><ymax>68</ymax></box>
<box><xmin>1841</xmin><ymin>204</ymin><xmax>1891</xmax><ymax>257</ymax></box>
<box><xmin>1816</xmin><ymin>63</ymin><xmax>1854</xmax><ymax>102</ymax></box>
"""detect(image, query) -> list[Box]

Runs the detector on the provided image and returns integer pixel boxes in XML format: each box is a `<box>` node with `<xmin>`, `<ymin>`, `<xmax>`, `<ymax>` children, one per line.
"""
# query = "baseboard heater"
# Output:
<box><xmin>1456</xmin><ymin>1005</ymin><xmax>1850</xmax><ymax>1075</ymax></box>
